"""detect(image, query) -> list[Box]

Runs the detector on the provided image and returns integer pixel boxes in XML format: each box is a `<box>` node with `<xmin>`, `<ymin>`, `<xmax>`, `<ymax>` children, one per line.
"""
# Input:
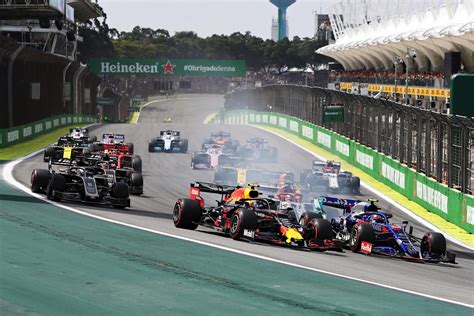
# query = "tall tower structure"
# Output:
<box><xmin>270</xmin><ymin>0</ymin><xmax>296</xmax><ymax>40</ymax></box>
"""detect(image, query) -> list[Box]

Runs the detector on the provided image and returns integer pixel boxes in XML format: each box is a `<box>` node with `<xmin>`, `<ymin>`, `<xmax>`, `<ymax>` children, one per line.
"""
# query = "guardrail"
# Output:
<box><xmin>216</xmin><ymin>109</ymin><xmax>474</xmax><ymax>233</ymax></box>
<box><xmin>225</xmin><ymin>85</ymin><xmax>473</xmax><ymax>195</ymax></box>
<box><xmin>0</xmin><ymin>115</ymin><xmax>97</xmax><ymax>148</ymax></box>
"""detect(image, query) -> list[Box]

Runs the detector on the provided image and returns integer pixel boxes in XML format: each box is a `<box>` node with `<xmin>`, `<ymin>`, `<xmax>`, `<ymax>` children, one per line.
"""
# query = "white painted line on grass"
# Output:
<box><xmin>252</xmin><ymin>125</ymin><xmax>474</xmax><ymax>251</ymax></box>
<box><xmin>2</xmin><ymin>153</ymin><xmax>473</xmax><ymax>309</ymax></box>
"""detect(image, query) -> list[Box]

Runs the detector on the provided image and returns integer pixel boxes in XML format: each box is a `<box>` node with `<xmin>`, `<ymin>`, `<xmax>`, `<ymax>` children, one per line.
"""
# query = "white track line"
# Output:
<box><xmin>252</xmin><ymin>125</ymin><xmax>474</xmax><ymax>251</ymax></box>
<box><xmin>2</xmin><ymin>150</ymin><xmax>473</xmax><ymax>309</ymax></box>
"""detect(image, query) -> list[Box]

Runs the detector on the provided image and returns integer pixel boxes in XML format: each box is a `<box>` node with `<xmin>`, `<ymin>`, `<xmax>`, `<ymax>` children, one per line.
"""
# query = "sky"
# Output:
<box><xmin>99</xmin><ymin>0</ymin><xmax>331</xmax><ymax>39</ymax></box>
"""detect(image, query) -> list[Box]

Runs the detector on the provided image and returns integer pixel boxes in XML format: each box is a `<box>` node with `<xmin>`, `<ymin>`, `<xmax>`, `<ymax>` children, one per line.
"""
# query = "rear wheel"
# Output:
<box><xmin>299</xmin><ymin>211</ymin><xmax>323</xmax><ymax>226</ymax></box>
<box><xmin>349</xmin><ymin>223</ymin><xmax>375</xmax><ymax>252</ymax></box>
<box><xmin>43</xmin><ymin>146</ymin><xmax>54</xmax><ymax>162</ymax></box>
<box><xmin>173</xmin><ymin>198</ymin><xmax>202</xmax><ymax>230</ymax></box>
<box><xmin>180</xmin><ymin>139</ymin><xmax>189</xmax><ymax>153</ymax></box>
<box><xmin>126</xmin><ymin>142</ymin><xmax>134</xmax><ymax>154</ymax></box>
<box><xmin>129</xmin><ymin>173</ymin><xmax>143</xmax><ymax>195</ymax></box>
<box><xmin>131</xmin><ymin>157</ymin><xmax>142</xmax><ymax>172</ymax></box>
<box><xmin>351</xmin><ymin>176</ymin><xmax>361</xmax><ymax>194</ymax></box>
<box><xmin>421</xmin><ymin>232</ymin><xmax>446</xmax><ymax>256</ymax></box>
<box><xmin>31</xmin><ymin>169</ymin><xmax>51</xmax><ymax>193</ymax></box>
<box><xmin>229</xmin><ymin>208</ymin><xmax>257</xmax><ymax>240</ymax></box>
<box><xmin>304</xmin><ymin>218</ymin><xmax>334</xmax><ymax>242</ymax></box>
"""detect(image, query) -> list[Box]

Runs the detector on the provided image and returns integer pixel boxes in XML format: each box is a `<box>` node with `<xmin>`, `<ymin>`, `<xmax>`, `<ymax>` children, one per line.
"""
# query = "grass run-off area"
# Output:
<box><xmin>0</xmin><ymin>125</ymin><xmax>89</xmax><ymax>161</ymax></box>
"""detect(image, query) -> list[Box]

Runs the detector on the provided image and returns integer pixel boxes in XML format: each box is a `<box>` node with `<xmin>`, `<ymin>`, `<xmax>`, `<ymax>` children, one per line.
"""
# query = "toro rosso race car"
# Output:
<box><xmin>238</xmin><ymin>138</ymin><xmax>278</xmax><ymax>163</ymax></box>
<box><xmin>148</xmin><ymin>130</ymin><xmax>188</xmax><ymax>153</ymax></box>
<box><xmin>319</xmin><ymin>197</ymin><xmax>456</xmax><ymax>263</ymax></box>
<box><xmin>31</xmin><ymin>154</ymin><xmax>130</xmax><ymax>209</ymax></box>
<box><xmin>172</xmin><ymin>182</ymin><xmax>343</xmax><ymax>252</ymax></box>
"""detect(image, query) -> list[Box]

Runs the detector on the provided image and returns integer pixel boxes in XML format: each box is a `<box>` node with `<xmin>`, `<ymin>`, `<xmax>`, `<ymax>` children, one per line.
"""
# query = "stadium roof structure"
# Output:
<box><xmin>317</xmin><ymin>0</ymin><xmax>474</xmax><ymax>72</ymax></box>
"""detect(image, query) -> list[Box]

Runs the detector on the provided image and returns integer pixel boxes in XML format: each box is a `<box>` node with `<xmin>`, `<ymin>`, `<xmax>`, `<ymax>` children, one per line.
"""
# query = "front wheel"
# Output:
<box><xmin>349</xmin><ymin>223</ymin><xmax>375</xmax><ymax>252</ymax></box>
<box><xmin>304</xmin><ymin>218</ymin><xmax>334</xmax><ymax>242</ymax></box>
<box><xmin>229</xmin><ymin>208</ymin><xmax>257</xmax><ymax>240</ymax></box>
<box><xmin>421</xmin><ymin>232</ymin><xmax>446</xmax><ymax>256</ymax></box>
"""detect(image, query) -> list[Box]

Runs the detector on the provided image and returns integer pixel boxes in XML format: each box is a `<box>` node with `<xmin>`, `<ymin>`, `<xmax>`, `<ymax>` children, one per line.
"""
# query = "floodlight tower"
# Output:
<box><xmin>270</xmin><ymin>0</ymin><xmax>296</xmax><ymax>40</ymax></box>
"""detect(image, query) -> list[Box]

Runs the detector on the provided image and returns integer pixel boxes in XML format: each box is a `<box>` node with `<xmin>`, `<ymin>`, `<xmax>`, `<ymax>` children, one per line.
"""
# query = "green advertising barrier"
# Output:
<box><xmin>0</xmin><ymin>115</ymin><xmax>97</xmax><ymax>149</ymax></box>
<box><xmin>217</xmin><ymin>110</ymin><xmax>474</xmax><ymax>233</ymax></box>
<box><xmin>89</xmin><ymin>58</ymin><xmax>246</xmax><ymax>77</ymax></box>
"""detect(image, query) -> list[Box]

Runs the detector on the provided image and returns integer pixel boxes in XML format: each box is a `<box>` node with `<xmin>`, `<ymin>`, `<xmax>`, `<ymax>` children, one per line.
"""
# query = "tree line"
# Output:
<box><xmin>78</xmin><ymin>21</ymin><xmax>332</xmax><ymax>71</ymax></box>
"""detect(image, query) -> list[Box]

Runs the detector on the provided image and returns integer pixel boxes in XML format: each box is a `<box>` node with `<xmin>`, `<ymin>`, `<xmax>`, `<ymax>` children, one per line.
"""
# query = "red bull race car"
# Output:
<box><xmin>173</xmin><ymin>182</ymin><xmax>343</xmax><ymax>252</ymax></box>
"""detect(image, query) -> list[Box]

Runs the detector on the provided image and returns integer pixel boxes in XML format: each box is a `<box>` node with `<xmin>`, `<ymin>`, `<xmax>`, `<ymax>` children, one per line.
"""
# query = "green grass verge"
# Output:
<box><xmin>0</xmin><ymin>124</ymin><xmax>89</xmax><ymax>161</ymax></box>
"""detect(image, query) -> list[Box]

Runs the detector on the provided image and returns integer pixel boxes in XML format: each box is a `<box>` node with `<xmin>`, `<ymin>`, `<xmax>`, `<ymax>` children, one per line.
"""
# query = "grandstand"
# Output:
<box><xmin>317</xmin><ymin>0</ymin><xmax>474</xmax><ymax>111</ymax></box>
<box><xmin>0</xmin><ymin>1</ymin><xmax>103</xmax><ymax>128</ymax></box>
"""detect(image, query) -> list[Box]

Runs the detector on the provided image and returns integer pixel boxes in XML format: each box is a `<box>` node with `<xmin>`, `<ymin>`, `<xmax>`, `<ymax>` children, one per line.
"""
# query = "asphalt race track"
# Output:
<box><xmin>13</xmin><ymin>95</ymin><xmax>474</xmax><ymax>306</ymax></box>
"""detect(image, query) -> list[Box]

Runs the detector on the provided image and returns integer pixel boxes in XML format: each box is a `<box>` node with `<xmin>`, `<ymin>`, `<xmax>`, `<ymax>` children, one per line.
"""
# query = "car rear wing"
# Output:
<box><xmin>318</xmin><ymin>196</ymin><xmax>359</xmax><ymax>208</ymax></box>
<box><xmin>190</xmin><ymin>182</ymin><xmax>236</xmax><ymax>196</ymax></box>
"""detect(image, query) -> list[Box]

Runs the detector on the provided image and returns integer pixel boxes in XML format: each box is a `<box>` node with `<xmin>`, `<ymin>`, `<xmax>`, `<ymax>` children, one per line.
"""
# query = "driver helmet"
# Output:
<box><xmin>75</xmin><ymin>168</ymin><xmax>85</xmax><ymax>177</ymax></box>
<box><xmin>281</xmin><ymin>201</ymin><xmax>292</xmax><ymax>210</ymax></box>
<box><xmin>371</xmin><ymin>214</ymin><xmax>384</xmax><ymax>223</ymax></box>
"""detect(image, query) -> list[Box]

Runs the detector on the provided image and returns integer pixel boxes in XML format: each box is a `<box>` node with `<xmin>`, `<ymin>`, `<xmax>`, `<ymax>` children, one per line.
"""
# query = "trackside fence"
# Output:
<box><xmin>0</xmin><ymin>115</ymin><xmax>97</xmax><ymax>148</ymax></box>
<box><xmin>222</xmin><ymin>88</ymin><xmax>474</xmax><ymax>233</ymax></box>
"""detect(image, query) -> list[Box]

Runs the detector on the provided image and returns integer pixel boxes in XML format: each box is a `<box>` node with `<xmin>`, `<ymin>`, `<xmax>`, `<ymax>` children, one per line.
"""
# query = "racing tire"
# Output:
<box><xmin>173</xmin><ymin>198</ymin><xmax>202</xmax><ymax>230</ymax></box>
<box><xmin>43</xmin><ymin>146</ymin><xmax>54</xmax><ymax>162</ymax></box>
<box><xmin>47</xmin><ymin>174</ymin><xmax>66</xmax><ymax>201</ymax></box>
<box><xmin>31</xmin><ymin>169</ymin><xmax>51</xmax><ymax>193</ymax></box>
<box><xmin>131</xmin><ymin>157</ymin><xmax>142</xmax><ymax>172</ymax></box>
<box><xmin>229</xmin><ymin>208</ymin><xmax>258</xmax><ymax>240</ymax></box>
<box><xmin>87</xmin><ymin>136</ymin><xmax>97</xmax><ymax>143</ymax></box>
<box><xmin>421</xmin><ymin>232</ymin><xmax>446</xmax><ymax>256</ymax></box>
<box><xmin>305</xmin><ymin>218</ymin><xmax>334</xmax><ymax>242</ymax></box>
<box><xmin>126</xmin><ymin>142</ymin><xmax>134</xmax><ymax>154</ymax></box>
<box><xmin>349</xmin><ymin>223</ymin><xmax>375</xmax><ymax>252</ymax></box>
<box><xmin>129</xmin><ymin>173</ymin><xmax>143</xmax><ymax>195</ymax></box>
<box><xmin>179</xmin><ymin>139</ymin><xmax>189</xmax><ymax>153</ymax></box>
<box><xmin>148</xmin><ymin>142</ymin><xmax>155</xmax><ymax>152</ymax></box>
<box><xmin>299</xmin><ymin>211</ymin><xmax>323</xmax><ymax>226</ymax></box>
<box><xmin>112</xmin><ymin>182</ymin><xmax>130</xmax><ymax>199</ymax></box>
<box><xmin>351</xmin><ymin>176</ymin><xmax>361</xmax><ymax>194</ymax></box>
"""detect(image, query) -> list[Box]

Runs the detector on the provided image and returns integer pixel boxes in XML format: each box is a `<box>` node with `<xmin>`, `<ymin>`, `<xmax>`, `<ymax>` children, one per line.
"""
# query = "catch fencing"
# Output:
<box><xmin>225</xmin><ymin>85</ymin><xmax>473</xmax><ymax>195</ymax></box>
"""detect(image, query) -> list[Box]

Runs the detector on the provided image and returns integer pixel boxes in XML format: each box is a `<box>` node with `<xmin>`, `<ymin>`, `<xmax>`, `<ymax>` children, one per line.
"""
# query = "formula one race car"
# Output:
<box><xmin>172</xmin><ymin>182</ymin><xmax>343</xmax><ymax>252</ymax></box>
<box><xmin>93</xmin><ymin>156</ymin><xmax>144</xmax><ymax>195</ymax></box>
<box><xmin>300</xmin><ymin>160</ymin><xmax>360</xmax><ymax>194</ymax></box>
<box><xmin>320</xmin><ymin>197</ymin><xmax>456</xmax><ymax>263</ymax></box>
<box><xmin>44</xmin><ymin>145</ymin><xmax>90</xmax><ymax>163</ymax></box>
<box><xmin>238</xmin><ymin>138</ymin><xmax>278</xmax><ymax>163</ymax></box>
<box><xmin>148</xmin><ymin>130</ymin><xmax>188</xmax><ymax>153</ymax></box>
<box><xmin>30</xmin><ymin>158</ymin><xmax>131</xmax><ymax>209</ymax></box>
<box><xmin>190</xmin><ymin>145</ymin><xmax>228</xmax><ymax>169</ymax></box>
<box><xmin>202</xmin><ymin>131</ymin><xmax>239</xmax><ymax>153</ymax></box>
<box><xmin>68</xmin><ymin>127</ymin><xmax>97</xmax><ymax>143</ymax></box>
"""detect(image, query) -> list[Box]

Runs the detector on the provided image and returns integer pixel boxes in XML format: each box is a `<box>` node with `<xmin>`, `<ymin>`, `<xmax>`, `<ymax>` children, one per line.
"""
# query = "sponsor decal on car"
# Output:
<box><xmin>361</xmin><ymin>241</ymin><xmax>373</xmax><ymax>254</ymax></box>
<box><xmin>243</xmin><ymin>229</ymin><xmax>255</xmax><ymax>238</ymax></box>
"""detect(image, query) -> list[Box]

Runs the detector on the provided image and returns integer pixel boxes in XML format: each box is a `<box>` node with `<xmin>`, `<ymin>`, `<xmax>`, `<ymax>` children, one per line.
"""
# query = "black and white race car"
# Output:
<box><xmin>148</xmin><ymin>130</ymin><xmax>188</xmax><ymax>153</ymax></box>
<box><xmin>31</xmin><ymin>158</ymin><xmax>130</xmax><ymax>209</ymax></box>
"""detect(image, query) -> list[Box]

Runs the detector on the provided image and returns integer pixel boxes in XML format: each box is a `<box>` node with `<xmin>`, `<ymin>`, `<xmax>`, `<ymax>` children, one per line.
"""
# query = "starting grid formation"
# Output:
<box><xmin>220</xmin><ymin>93</ymin><xmax>474</xmax><ymax>234</ymax></box>
<box><xmin>0</xmin><ymin>115</ymin><xmax>97</xmax><ymax>148</ymax></box>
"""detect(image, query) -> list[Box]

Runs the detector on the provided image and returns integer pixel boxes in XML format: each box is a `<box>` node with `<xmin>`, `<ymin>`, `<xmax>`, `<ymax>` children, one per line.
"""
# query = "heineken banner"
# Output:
<box><xmin>88</xmin><ymin>59</ymin><xmax>246</xmax><ymax>77</ymax></box>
